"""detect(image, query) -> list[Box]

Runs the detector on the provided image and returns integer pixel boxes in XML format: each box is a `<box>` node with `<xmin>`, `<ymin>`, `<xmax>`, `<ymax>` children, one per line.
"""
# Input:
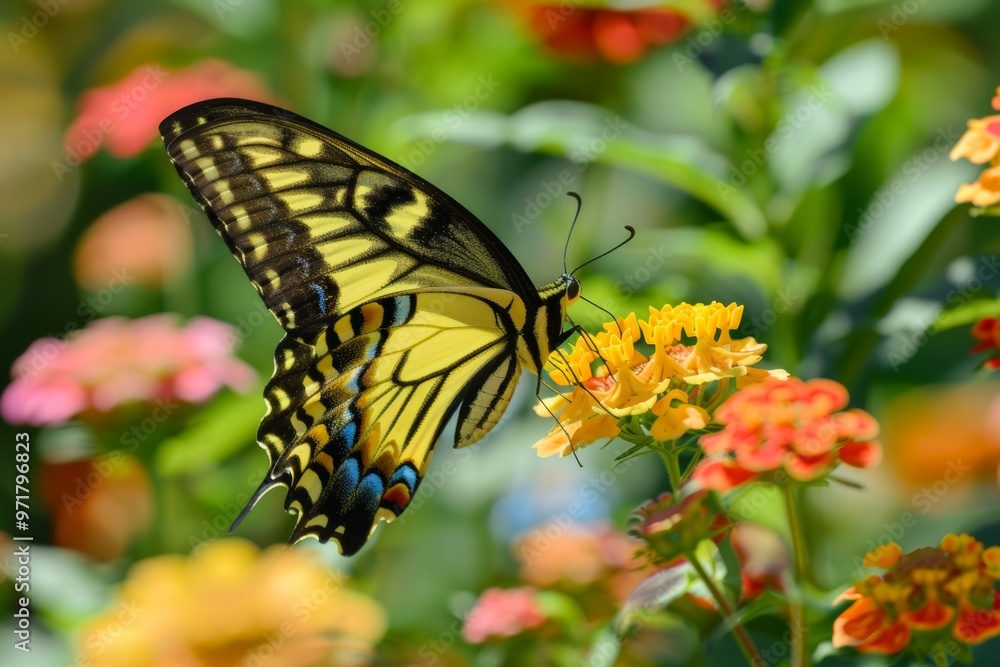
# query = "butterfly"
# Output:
<box><xmin>159</xmin><ymin>98</ymin><xmax>587</xmax><ymax>555</ymax></box>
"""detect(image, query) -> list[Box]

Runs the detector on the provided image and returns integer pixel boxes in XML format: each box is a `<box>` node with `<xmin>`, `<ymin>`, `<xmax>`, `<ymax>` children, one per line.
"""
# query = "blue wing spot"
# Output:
<box><xmin>388</xmin><ymin>463</ymin><xmax>419</xmax><ymax>492</ymax></box>
<box><xmin>329</xmin><ymin>456</ymin><xmax>361</xmax><ymax>501</ymax></box>
<box><xmin>351</xmin><ymin>473</ymin><xmax>385</xmax><ymax>514</ymax></box>
<box><xmin>311</xmin><ymin>283</ymin><xmax>328</xmax><ymax>314</ymax></box>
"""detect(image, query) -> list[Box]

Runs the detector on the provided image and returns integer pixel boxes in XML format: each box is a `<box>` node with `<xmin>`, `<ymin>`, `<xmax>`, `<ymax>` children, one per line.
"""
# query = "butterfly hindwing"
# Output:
<box><xmin>160</xmin><ymin>98</ymin><xmax>577</xmax><ymax>555</ymax></box>
<box><xmin>242</xmin><ymin>290</ymin><xmax>526</xmax><ymax>554</ymax></box>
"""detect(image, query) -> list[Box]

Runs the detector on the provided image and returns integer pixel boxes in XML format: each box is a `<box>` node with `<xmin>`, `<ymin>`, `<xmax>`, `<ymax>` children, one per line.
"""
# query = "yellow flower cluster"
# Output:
<box><xmin>951</xmin><ymin>86</ymin><xmax>1000</xmax><ymax>208</ymax></box>
<box><xmin>534</xmin><ymin>302</ymin><xmax>786</xmax><ymax>457</ymax></box>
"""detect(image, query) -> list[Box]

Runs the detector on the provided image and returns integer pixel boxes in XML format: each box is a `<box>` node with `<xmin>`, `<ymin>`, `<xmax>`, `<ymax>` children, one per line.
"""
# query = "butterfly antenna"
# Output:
<box><xmin>563</xmin><ymin>192</ymin><xmax>583</xmax><ymax>275</ymax></box>
<box><xmin>579</xmin><ymin>296</ymin><xmax>624</xmax><ymax>337</ymax></box>
<box><xmin>570</xmin><ymin>225</ymin><xmax>636</xmax><ymax>276</ymax></box>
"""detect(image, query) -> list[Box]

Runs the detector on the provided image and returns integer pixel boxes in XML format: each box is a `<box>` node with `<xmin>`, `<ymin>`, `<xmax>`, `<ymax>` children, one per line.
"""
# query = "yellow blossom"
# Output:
<box><xmin>533</xmin><ymin>301</ymin><xmax>786</xmax><ymax>457</ymax></box>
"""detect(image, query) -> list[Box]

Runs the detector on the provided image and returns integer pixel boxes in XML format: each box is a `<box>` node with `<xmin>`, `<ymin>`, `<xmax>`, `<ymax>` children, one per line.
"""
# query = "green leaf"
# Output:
<box><xmin>934</xmin><ymin>298</ymin><xmax>1000</xmax><ymax>332</ymax></box>
<box><xmin>156</xmin><ymin>390</ymin><xmax>264</xmax><ymax>476</ymax></box>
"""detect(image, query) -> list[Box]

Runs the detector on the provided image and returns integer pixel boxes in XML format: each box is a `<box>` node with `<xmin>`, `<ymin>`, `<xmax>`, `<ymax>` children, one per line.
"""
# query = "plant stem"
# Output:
<box><xmin>688</xmin><ymin>556</ymin><xmax>763</xmax><ymax>667</ymax></box>
<box><xmin>659</xmin><ymin>447</ymin><xmax>683</xmax><ymax>492</ymax></box>
<box><xmin>784</xmin><ymin>485</ymin><xmax>809</xmax><ymax>667</ymax></box>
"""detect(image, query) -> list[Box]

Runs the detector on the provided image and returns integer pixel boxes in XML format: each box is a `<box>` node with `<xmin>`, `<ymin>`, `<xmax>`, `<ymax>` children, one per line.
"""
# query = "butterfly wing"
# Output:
<box><xmin>252</xmin><ymin>290</ymin><xmax>525</xmax><ymax>554</ymax></box>
<box><xmin>159</xmin><ymin>98</ymin><xmax>538</xmax><ymax>335</ymax></box>
<box><xmin>159</xmin><ymin>98</ymin><xmax>551</xmax><ymax>554</ymax></box>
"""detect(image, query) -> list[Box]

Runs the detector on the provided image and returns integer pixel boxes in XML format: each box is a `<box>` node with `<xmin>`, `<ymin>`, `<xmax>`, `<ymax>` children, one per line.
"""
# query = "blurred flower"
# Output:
<box><xmin>512</xmin><ymin>2</ymin><xmax>725</xmax><ymax>64</ymax></box>
<box><xmin>881</xmin><ymin>383</ymin><xmax>1000</xmax><ymax>488</ymax></box>
<box><xmin>75</xmin><ymin>539</ymin><xmax>387</xmax><ymax>667</ymax></box>
<box><xmin>515</xmin><ymin>522</ymin><xmax>647</xmax><ymax>603</ymax></box>
<box><xmin>730</xmin><ymin>523</ymin><xmax>790</xmax><ymax>601</ymax></box>
<box><xmin>41</xmin><ymin>453</ymin><xmax>150</xmax><ymax>562</ymax></box>
<box><xmin>630</xmin><ymin>490</ymin><xmax>729</xmax><ymax>565</ymax></box>
<box><xmin>535</xmin><ymin>302</ymin><xmax>786</xmax><ymax>457</ymax></box>
<box><xmin>972</xmin><ymin>317</ymin><xmax>1000</xmax><ymax>370</ymax></box>
<box><xmin>692</xmin><ymin>377</ymin><xmax>881</xmax><ymax>491</ymax></box>
<box><xmin>1</xmin><ymin>314</ymin><xmax>256</xmax><ymax>426</ymax></box>
<box><xmin>462</xmin><ymin>587</ymin><xmax>547</xmax><ymax>644</ymax></box>
<box><xmin>833</xmin><ymin>534</ymin><xmax>1000</xmax><ymax>655</ymax></box>
<box><xmin>64</xmin><ymin>59</ymin><xmax>274</xmax><ymax>161</ymax></box>
<box><xmin>951</xmin><ymin>87</ymin><xmax>1000</xmax><ymax>208</ymax></box>
<box><xmin>74</xmin><ymin>193</ymin><xmax>193</xmax><ymax>291</ymax></box>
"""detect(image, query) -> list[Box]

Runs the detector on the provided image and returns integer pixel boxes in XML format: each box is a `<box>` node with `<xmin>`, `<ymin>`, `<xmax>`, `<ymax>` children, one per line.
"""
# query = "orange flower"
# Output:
<box><xmin>74</xmin><ymin>194</ymin><xmax>193</xmax><ymax>291</ymax></box>
<box><xmin>75</xmin><ymin>539</ymin><xmax>387</xmax><ymax>667</ymax></box>
<box><xmin>41</xmin><ymin>453</ymin><xmax>151</xmax><ymax>562</ymax></box>
<box><xmin>692</xmin><ymin>377</ymin><xmax>882</xmax><ymax>491</ymax></box>
<box><xmin>833</xmin><ymin>534</ymin><xmax>1000</xmax><ymax>655</ymax></box>
<box><xmin>951</xmin><ymin>88</ymin><xmax>1000</xmax><ymax>209</ymax></box>
<box><xmin>535</xmin><ymin>302</ymin><xmax>786</xmax><ymax>457</ymax></box>
<box><xmin>515</xmin><ymin>522</ymin><xmax>647</xmax><ymax>603</ymax></box>
<box><xmin>511</xmin><ymin>2</ymin><xmax>726</xmax><ymax>64</ymax></box>
<box><xmin>972</xmin><ymin>317</ymin><xmax>1000</xmax><ymax>369</ymax></box>
<box><xmin>64</xmin><ymin>59</ymin><xmax>274</xmax><ymax>162</ymax></box>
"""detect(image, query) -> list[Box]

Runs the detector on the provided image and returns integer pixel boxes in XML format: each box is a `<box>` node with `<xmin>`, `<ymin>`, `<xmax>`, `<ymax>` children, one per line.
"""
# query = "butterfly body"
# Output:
<box><xmin>160</xmin><ymin>98</ymin><xmax>579</xmax><ymax>555</ymax></box>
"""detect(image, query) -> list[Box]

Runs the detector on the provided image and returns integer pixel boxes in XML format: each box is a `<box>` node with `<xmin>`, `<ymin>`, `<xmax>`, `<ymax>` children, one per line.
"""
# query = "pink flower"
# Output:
<box><xmin>64</xmin><ymin>59</ymin><xmax>275</xmax><ymax>162</ymax></box>
<box><xmin>462</xmin><ymin>587</ymin><xmax>547</xmax><ymax>644</ymax></box>
<box><xmin>2</xmin><ymin>315</ymin><xmax>256</xmax><ymax>426</ymax></box>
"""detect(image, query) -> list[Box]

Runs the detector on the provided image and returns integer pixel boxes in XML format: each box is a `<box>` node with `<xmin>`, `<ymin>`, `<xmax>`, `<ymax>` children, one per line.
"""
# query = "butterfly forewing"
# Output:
<box><xmin>160</xmin><ymin>99</ymin><xmax>536</xmax><ymax>333</ymax></box>
<box><xmin>159</xmin><ymin>98</ymin><xmax>574</xmax><ymax>555</ymax></box>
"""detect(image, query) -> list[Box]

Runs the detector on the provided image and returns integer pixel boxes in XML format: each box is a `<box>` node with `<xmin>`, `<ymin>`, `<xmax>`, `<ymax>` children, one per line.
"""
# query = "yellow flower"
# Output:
<box><xmin>950</xmin><ymin>94</ymin><xmax>1000</xmax><ymax>208</ymax></box>
<box><xmin>650</xmin><ymin>390</ymin><xmax>711</xmax><ymax>441</ymax></box>
<box><xmin>533</xmin><ymin>301</ymin><xmax>786</xmax><ymax>457</ymax></box>
<box><xmin>75</xmin><ymin>539</ymin><xmax>387</xmax><ymax>667</ymax></box>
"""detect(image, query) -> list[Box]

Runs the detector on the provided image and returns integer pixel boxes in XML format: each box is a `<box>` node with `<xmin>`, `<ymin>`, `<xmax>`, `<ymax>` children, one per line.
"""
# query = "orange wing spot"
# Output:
<box><xmin>360</xmin><ymin>301</ymin><xmax>385</xmax><ymax>332</ymax></box>
<box><xmin>382</xmin><ymin>483</ymin><xmax>411</xmax><ymax>509</ymax></box>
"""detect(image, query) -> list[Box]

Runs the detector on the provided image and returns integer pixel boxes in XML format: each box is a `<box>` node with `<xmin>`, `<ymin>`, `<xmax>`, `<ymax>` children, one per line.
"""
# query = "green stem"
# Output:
<box><xmin>688</xmin><ymin>555</ymin><xmax>763</xmax><ymax>667</ymax></box>
<box><xmin>658</xmin><ymin>446</ymin><xmax>683</xmax><ymax>492</ymax></box>
<box><xmin>931</xmin><ymin>650</ymin><xmax>949</xmax><ymax>667</ymax></box>
<box><xmin>784</xmin><ymin>485</ymin><xmax>809</xmax><ymax>667</ymax></box>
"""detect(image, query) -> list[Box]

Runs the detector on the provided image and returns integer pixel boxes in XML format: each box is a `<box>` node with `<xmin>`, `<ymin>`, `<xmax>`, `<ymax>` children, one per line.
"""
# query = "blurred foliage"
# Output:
<box><xmin>3</xmin><ymin>0</ymin><xmax>1000</xmax><ymax>665</ymax></box>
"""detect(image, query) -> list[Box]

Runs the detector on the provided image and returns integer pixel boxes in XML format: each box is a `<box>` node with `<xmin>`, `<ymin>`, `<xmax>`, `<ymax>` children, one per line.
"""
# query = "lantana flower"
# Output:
<box><xmin>75</xmin><ymin>539</ymin><xmax>386</xmax><ymax>667</ymax></box>
<box><xmin>971</xmin><ymin>316</ymin><xmax>1000</xmax><ymax>370</ymax></box>
<box><xmin>833</xmin><ymin>534</ymin><xmax>1000</xmax><ymax>655</ymax></box>
<box><xmin>509</xmin><ymin>1</ymin><xmax>727</xmax><ymax>64</ymax></box>
<box><xmin>64</xmin><ymin>59</ymin><xmax>274</xmax><ymax>162</ymax></box>
<box><xmin>1</xmin><ymin>314</ymin><xmax>256</xmax><ymax>426</ymax></box>
<box><xmin>534</xmin><ymin>302</ymin><xmax>786</xmax><ymax>458</ymax></box>
<box><xmin>691</xmin><ymin>376</ymin><xmax>882</xmax><ymax>491</ymax></box>
<box><xmin>462</xmin><ymin>587</ymin><xmax>548</xmax><ymax>644</ymax></box>
<box><xmin>951</xmin><ymin>86</ymin><xmax>1000</xmax><ymax>209</ymax></box>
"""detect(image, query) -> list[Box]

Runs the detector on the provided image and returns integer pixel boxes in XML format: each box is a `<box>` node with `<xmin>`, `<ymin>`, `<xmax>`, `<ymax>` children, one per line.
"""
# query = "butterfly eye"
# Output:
<box><xmin>564</xmin><ymin>275</ymin><xmax>581</xmax><ymax>302</ymax></box>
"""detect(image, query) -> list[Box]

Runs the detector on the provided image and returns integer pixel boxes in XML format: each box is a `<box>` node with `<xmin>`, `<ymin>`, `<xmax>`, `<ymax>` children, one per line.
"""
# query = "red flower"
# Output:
<box><xmin>514</xmin><ymin>2</ymin><xmax>725</xmax><ymax>64</ymax></box>
<box><xmin>972</xmin><ymin>317</ymin><xmax>1000</xmax><ymax>370</ymax></box>
<box><xmin>1</xmin><ymin>315</ymin><xmax>256</xmax><ymax>426</ymax></box>
<box><xmin>64</xmin><ymin>59</ymin><xmax>274</xmax><ymax>162</ymax></box>
<box><xmin>692</xmin><ymin>377</ymin><xmax>882</xmax><ymax>491</ymax></box>
<box><xmin>462</xmin><ymin>587</ymin><xmax>547</xmax><ymax>643</ymax></box>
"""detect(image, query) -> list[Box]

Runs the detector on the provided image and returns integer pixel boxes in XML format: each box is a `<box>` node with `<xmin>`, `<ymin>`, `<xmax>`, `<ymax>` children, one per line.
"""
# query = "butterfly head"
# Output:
<box><xmin>562</xmin><ymin>273</ymin><xmax>581</xmax><ymax>306</ymax></box>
